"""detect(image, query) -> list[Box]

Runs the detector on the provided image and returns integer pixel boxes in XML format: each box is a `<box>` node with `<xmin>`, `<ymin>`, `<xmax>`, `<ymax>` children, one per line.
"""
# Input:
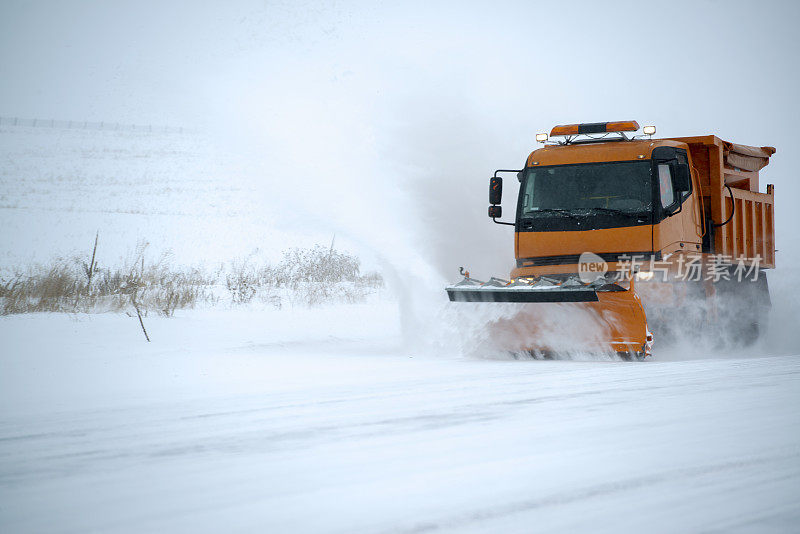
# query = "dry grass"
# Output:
<box><xmin>225</xmin><ymin>245</ymin><xmax>383</xmax><ymax>307</ymax></box>
<box><xmin>0</xmin><ymin>257</ymin><xmax>217</xmax><ymax>316</ymax></box>
<box><xmin>0</xmin><ymin>243</ymin><xmax>383</xmax><ymax>316</ymax></box>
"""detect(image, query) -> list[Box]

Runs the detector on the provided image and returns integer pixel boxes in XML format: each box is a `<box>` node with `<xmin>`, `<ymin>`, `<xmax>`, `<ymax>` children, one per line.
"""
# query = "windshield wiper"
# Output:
<box><xmin>529</xmin><ymin>208</ymin><xmax>581</xmax><ymax>220</ymax></box>
<box><xmin>586</xmin><ymin>207</ymin><xmax>642</xmax><ymax>217</ymax></box>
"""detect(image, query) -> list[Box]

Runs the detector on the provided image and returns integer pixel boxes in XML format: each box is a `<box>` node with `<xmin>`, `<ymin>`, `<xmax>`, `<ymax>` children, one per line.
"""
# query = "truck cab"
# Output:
<box><xmin>508</xmin><ymin>136</ymin><xmax>704</xmax><ymax>278</ymax></box>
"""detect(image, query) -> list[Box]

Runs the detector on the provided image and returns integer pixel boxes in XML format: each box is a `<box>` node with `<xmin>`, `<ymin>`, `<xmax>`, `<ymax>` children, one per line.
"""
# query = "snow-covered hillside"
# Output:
<box><xmin>0</xmin><ymin>125</ymin><xmax>331</xmax><ymax>269</ymax></box>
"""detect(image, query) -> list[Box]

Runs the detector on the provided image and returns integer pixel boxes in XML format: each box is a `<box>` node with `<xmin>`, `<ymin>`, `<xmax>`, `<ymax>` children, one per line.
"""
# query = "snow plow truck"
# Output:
<box><xmin>446</xmin><ymin>121</ymin><xmax>776</xmax><ymax>359</ymax></box>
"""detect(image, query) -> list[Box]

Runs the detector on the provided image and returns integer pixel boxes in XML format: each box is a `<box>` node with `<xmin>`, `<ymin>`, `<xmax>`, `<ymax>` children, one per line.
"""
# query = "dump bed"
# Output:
<box><xmin>670</xmin><ymin>136</ymin><xmax>776</xmax><ymax>269</ymax></box>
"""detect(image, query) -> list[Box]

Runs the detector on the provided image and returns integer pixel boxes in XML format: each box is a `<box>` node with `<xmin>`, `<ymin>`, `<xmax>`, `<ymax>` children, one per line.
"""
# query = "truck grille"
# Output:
<box><xmin>516</xmin><ymin>251</ymin><xmax>661</xmax><ymax>268</ymax></box>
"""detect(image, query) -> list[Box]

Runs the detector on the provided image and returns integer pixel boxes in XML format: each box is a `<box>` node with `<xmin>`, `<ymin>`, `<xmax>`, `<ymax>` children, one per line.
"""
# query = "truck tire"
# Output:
<box><xmin>713</xmin><ymin>271</ymin><xmax>770</xmax><ymax>348</ymax></box>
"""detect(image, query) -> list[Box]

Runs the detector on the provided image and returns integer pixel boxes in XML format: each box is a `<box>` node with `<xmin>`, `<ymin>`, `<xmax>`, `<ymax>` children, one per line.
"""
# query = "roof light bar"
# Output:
<box><xmin>605</xmin><ymin>120</ymin><xmax>640</xmax><ymax>133</ymax></box>
<box><xmin>550</xmin><ymin>120</ymin><xmax>640</xmax><ymax>137</ymax></box>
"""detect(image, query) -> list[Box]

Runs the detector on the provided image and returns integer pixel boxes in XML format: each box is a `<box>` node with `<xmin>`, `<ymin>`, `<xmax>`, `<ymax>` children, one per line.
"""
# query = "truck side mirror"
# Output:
<box><xmin>673</xmin><ymin>163</ymin><xmax>690</xmax><ymax>192</ymax></box>
<box><xmin>489</xmin><ymin>177</ymin><xmax>503</xmax><ymax>205</ymax></box>
<box><xmin>488</xmin><ymin>205</ymin><xmax>502</xmax><ymax>218</ymax></box>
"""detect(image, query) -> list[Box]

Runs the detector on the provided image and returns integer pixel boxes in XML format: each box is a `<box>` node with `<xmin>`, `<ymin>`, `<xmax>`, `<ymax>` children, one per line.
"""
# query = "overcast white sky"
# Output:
<box><xmin>2</xmin><ymin>1</ymin><xmax>798</xmax><ymax>132</ymax></box>
<box><xmin>2</xmin><ymin>0</ymin><xmax>799</xmax><ymax>278</ymax></box>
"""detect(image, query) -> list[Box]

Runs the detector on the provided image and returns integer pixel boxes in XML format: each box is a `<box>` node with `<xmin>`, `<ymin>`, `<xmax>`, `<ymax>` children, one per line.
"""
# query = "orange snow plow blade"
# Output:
<box><xmin>446</xmin><ymin>275</ymin><xmax>653</xmax><ymax>357</ymax></box>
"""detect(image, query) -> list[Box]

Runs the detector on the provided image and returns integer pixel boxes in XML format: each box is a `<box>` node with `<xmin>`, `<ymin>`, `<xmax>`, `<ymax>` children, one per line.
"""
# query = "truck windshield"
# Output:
<box><xmin>520</xmin><ymin>161</ymin><xmax>652</xmax><ymax>215</ymax></box>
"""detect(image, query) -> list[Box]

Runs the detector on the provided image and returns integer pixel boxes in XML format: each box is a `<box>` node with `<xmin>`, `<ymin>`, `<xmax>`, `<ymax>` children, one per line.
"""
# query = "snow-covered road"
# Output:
<box><xmin>1</xmin><ymin>307</ymin><xmax>799</xmax><ymax>533</ymax></box>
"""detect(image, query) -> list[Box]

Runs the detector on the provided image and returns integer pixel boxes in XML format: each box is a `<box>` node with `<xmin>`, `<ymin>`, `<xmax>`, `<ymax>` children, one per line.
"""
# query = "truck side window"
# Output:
<box><xmin>677</xmin><ymin>152</ymin><xmax>692</xmax><ymax>199</ymax></box>
<box><xmin>658</xmin><ymin>164</ymin><xmax>674</xmax><ymax>208</ymax></box>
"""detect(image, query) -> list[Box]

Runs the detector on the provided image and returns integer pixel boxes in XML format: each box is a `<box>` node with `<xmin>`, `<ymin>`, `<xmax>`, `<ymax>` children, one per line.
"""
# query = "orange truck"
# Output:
<box><xmin>446</xmin><ymin>121</ymin><xmax>775</xmax><ymax>358</ymax></box>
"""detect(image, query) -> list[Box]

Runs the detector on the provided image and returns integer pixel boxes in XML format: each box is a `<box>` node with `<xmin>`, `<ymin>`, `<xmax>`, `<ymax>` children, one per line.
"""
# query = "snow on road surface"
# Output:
<box><xmin>2</xmin><ymin>305</ymin><xmax>799</xmax><ymax>533</ymax></box>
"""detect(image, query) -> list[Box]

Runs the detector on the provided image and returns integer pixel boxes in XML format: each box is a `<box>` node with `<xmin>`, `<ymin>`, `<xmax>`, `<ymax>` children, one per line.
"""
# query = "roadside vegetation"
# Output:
<box><xmin>0</xmin><ymin>240</ymin><xmax>383</xmax><ymax>317</ymax></box>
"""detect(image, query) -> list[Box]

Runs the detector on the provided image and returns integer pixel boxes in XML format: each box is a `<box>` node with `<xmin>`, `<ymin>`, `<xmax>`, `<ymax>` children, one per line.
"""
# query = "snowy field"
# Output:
<box><xmin>2</xmin><ymin>125</ymin><xmax>800</xmax><ymax>532</ymax></box>
<box><xmin>0</xmin><ymin>125</ymin><xmax>333</xmax><ymax>269</ymax></box>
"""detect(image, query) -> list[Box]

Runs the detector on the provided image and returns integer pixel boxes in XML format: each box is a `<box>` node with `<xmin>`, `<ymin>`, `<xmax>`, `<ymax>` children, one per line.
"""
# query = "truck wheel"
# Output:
<box><xmin>713</xmin><ymin>272</ymin><xmax>770</xmax><ymax>348</ymax></box>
